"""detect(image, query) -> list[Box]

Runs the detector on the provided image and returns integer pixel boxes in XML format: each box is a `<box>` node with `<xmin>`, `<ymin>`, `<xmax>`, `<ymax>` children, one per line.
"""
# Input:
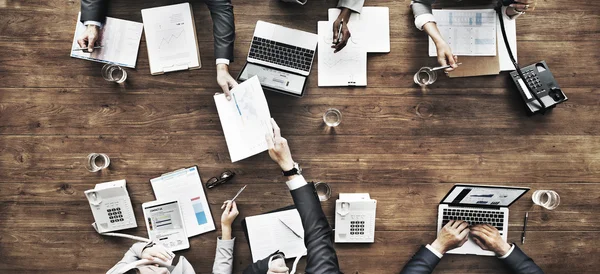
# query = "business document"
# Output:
<box><xmin>70</xmin><ymin>13</ymin><xmax>143</xmax><ymax>68</ymax></box>
<box><xmin>327</xmin><ymin>7</ymin><xmax>390</xmax><ymax>53</ymax></box>
<box><xmin>318</xmin><ymin>21</ymin><xmax>367</xmax><ymax>87</ymax></box>
<box><xmin>214</xmin><ymin>76</ymin><xmax>273</xmax><ymax>162</ymax></box>
<box><xmin>429</xmin><ymin>9</ymin><xmax>497</xmax><ymax>56</ymax></box>
<box><xmin>245</xmin><ymin>208</ymin><xmax>306</xmax><ymax>262</ymax></box>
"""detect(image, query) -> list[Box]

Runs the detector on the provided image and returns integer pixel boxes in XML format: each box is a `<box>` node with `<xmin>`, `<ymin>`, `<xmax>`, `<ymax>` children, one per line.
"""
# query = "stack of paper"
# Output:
<box><xmin>245</xmin><ymin>208</ymin><xmax>306</xmax><ymax>262</ymax></box>
<box><xmin>70</xmin><ymin>13</ymin><xmax>144</xmax><ymax>68</ymax></box>
<box><xmin>428</xmin><ymin>9</ymin><xmax>497</xmax><ymax>56</ymax></box>
<box><xmin>214</xmin><ymin>76</ymin><xmax>273</xmax><ymax>162</ymax></box>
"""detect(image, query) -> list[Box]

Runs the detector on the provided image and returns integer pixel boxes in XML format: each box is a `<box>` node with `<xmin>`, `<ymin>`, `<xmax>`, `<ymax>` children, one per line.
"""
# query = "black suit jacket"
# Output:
<box><xmin>80</xmin><ymin>0</ymin><xmax>235</xmax><ymax>61</ymax></box>
<box><xmin>400</xmin><ymin>245</ymin><xmax>544</xmax><ymax>274</ymax></box>
<box><xmin>243</xmin><ymin>182</ymin><xmax>342</xmax><ymax>274</ymax></box>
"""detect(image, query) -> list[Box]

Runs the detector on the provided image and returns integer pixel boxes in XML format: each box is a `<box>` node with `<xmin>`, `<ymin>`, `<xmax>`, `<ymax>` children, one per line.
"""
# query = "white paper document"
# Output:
<box><xmin>497</xmin><ymin>8</ymin><xmax>518</xmax><ymax>71</ymax></box>
<box><xmin>318</xmin><ymin>21</ymin><xmax>367</xmax><ymax>87</ymax></box>
<box><xmin>214</xmin><ymin>76</ymin><xmax>272</xmax><ymax>162</ymax></box>
<box><xmin>429</xmin><ymin>9</ymin><xmax>497</xmax><ymax>56</ymax></box>
<box><xmin>245</xmin><ymin>209</ymin><xmax>306</xmax><ymax>262</ymax></box>
<box><xmin>327</xmin><ymin>7</ymin><xmax>390</xmax><ymax>53</ymax></box>
<box><xmin>142</xmin><ymin>3</ymin><xmax>201</xmax><ymax>75</ymax></box>
<box><xmin>150</xmin><ymin>166</ymin><xmax>215</xmax><ymax>237</ymax></box>
<box><xmin>70</xmin><ymin>13</ymin><xmax>143</xmax><ymax>68</ymax></box>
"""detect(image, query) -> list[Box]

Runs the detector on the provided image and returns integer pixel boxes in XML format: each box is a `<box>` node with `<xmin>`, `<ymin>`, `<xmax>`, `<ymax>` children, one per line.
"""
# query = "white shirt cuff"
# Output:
<box><xmin>286</xmin><ymin>175</ymin><xmax>307</xmax><ymax>190</ymax></box>
<box><xmin>425</xmin><ymin>244</ymin><xmax>444</xmax><ymax>259</ymax></box>
<box><xmin>83</xmin><ymin>20</ymin><xmax>103</xmax><ymax>28</ymax></box>
<box><xmin>268</xmin><ymin>253</ymin><xmax>285</xmax><ymax>268</ymax></box>
<box><xmin>498</xmin><ymin>244</ymin><xmax>515</xmax><ymax>259</ymax></box>
<box><xmin>216</xmin><ymin>58</ymin><xmax>230</xmax><ymax>65</ymax></box>
<box><xmin>414</xmin><ymin>13</ymin><xmax>436</xmax><ymax>31</ymax></box>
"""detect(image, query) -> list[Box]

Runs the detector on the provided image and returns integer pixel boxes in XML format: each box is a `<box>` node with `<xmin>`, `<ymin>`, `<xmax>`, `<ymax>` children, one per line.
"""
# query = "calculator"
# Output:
<box><xmin>509</xmin><ymin>61</ymin><xmax>567</xmax><ymax>114</ymax></box>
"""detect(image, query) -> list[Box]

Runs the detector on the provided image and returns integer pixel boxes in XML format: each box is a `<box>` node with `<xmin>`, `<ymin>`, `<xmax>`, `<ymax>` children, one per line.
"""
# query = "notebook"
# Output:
<box><xmin>327</xmin><ymin>7</ymin><xmax>391</xmax><ymax>53</ymax></box>
<box><xmin>243</xmin><ymin>207</ymin><xmax>307</xmax><ymax>262</ymax></box>
<box><xmin>141</xmin><ymin>3</ymin><xmax>201</xmax><ymax>75</ymax></box>
<box><xmin>317</xmin><ymin>21</ymin><xmax>367</xmax><ymax>87</ymax></box>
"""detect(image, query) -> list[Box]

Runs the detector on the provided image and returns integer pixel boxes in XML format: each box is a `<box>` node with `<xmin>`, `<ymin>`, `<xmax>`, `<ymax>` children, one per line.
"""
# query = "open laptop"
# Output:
<box><xmin>237</xmin><ymin>21</ymin><xmax>318</xmax><ymax>97</ymax></box>
<box><xmin>437</xmin><ymin>184</ymin><xmax>529</xmax><ymax>256</ymax></box>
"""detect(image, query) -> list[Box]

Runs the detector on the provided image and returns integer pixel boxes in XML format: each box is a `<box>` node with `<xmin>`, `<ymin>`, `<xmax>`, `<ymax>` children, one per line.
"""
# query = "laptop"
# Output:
<box><xmin>437</xmin><ymin>184</ymin><xmax>529</xmax><ymax>256</ymax></box>
<box><xmin>237</xmin><ymin>21</ymin><xmax>318</xmax><ymax>97</ymax></box>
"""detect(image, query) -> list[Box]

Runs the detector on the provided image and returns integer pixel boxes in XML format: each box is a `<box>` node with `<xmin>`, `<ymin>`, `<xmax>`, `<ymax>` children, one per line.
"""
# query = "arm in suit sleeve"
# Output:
<box><xmin>242</xmin><ymin>251</ymin><xmax>285</xmax><ymax>274</ymax></box>
<box><xmin>399</xmin><ymin>245</ymin><xmax>442</xmax><ymax>274</ymax></box>
<box><xmin>212</xmin><ymin>237</ymin><xmax>235</xmax><ymax>274</ymax></box>
<box><xmin>290</xmin><ymin>181</ymin><xmax>341</xmax><ymax>274</ymax></box>
<box><xmin>337</xmin><ymin>0</ymin><xmax>365</xmax><ymax>13</ymax></box>
<box><xmin>204</xmin><ymin>0</ymin><xmax>236</xmax><ymax>61</ymax></box>
<box><xmin>80</xmin><ymin>0</ymin><xmax>109</xmax><ymax>24</ymax></box>
<box><xmin>106</xmin><ymin>242</ymin><xmax>147</xmax><ymax>274</ymax></box>
<box><xmin>410</xmin><ymin>0</ymin><xmax>436</xmax><ymax>30</ymax></box>
<box><xmin>500</xmin><ymin>245</ymin><xmax>544</xmax><ymax>274</ymax></box>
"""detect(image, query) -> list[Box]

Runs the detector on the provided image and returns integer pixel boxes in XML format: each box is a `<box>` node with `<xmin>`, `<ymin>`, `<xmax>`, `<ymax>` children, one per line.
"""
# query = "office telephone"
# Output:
<box><xmin>334</xmin><ymin>193</ymin><xmax>377</xmax><ymax>243</ymax></box>
<box><xmin>85</xmin><ymin>179</ymin><xmax>137</xmax><ymax>233</ymax></box>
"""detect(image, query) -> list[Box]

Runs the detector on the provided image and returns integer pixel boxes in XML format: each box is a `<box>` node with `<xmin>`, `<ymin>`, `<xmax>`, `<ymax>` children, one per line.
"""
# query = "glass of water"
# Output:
<box><xmin>323</xmin><ymin>108</ymin><xmax>342</xmax><ymax>127</ymax></box>
<box><xmin>85</xmin><ymin>153</ymin><xmax>110</xmax><ymax>172</ymax></box>
<box><xmin>101</xmin><ymin>63</ymin><xmax>127</xmax><ymax>83</ymax></box>
<box><xmin>414</xmin><ymin>67</ymin><xmax>438</xmax><ymax>86</ymax></box>
<box><xmin>314</xmin><ymin>182</ymin><xmax>332</xmax><ymax>202</ymax></box>
<box><xmin>532</xmin><ymin>190</ymin><xmax>560</xmax><ymax>210</ymax></box>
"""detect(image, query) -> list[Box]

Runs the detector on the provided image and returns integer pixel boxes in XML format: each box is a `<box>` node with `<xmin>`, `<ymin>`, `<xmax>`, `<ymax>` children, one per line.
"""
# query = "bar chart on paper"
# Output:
<box><xmin>429</xmin><ymin>9</ymin><xmax>497</xmax><ymax>56</ymax></box>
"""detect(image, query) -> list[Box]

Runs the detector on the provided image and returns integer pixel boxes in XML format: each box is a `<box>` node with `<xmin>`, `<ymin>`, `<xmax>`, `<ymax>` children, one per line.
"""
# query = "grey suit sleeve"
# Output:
<box><xmin>204</xmin><ymin>0</ymin><xmax>236</xmax><ymax>61</ymax></box>
<box><xmin>411</xmin><ymin>0</ymin><xmax>435</xmax><ymax>18</ymax></box>
<box><xmin>399</xmin><ymin>246</ymin><xmax>441</xmax><ymax>274</ymax></box>
<box><xmin>80</xmin><ymin>0</ymin><xmax>109</xmax><ymax>24</ymax></box>
<box><xmin>501</xmin><ymin>245</ymin><xmax>545</xmax><ymax>274</ymax></box>
<box><xmin>337</xmin><ymin>0</ymin><xmax>365</xmax><ymax>13</ymax></box>
<box><xmin>106</xmin><ymin>242</ymin><xmax>147</xmax><ymax>274</ymax></box>
<box><xmin>212</xmin><ymin>237</ymin><xmax>235</xmax><ymax>274</ymax></box>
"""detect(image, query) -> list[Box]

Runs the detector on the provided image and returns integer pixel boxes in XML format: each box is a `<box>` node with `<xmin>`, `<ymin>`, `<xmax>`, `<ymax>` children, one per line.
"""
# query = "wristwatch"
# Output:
<box><xmin>282</xmin><ymin>162</ymin><xmax>302</xmax><ymax>176</ymax></box>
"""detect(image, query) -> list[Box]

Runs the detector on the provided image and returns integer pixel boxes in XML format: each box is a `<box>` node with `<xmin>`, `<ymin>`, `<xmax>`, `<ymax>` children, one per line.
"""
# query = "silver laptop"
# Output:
<box><xmin>437</xmin><ymin>184</ymin><xmax>529</xmax><ymax>256</ymax></box>
<box><xmin>237</xmin><ymin>20</ymin><xmax>317</xmax><ymax>97</ymax></box>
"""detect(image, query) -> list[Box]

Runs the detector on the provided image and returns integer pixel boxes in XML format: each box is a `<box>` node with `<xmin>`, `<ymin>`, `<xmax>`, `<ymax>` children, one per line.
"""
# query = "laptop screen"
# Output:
<box><xmin>441</xmin><ymin>185</ymin><xmax>529</xmax><ymax>207</ymax></box>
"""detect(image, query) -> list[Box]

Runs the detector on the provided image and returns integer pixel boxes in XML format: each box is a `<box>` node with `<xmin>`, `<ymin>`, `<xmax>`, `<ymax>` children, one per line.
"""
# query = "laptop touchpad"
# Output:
<box><xmin>239</xmin><ymin>63</ymin><xmax>306</xmax><ymax>96</ymax></box>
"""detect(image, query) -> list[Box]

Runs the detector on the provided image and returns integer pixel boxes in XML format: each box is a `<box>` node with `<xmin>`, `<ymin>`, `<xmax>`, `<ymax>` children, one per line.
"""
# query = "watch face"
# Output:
<box><xmin>294</xmin><ymin>162</ymin><xmax>302</xmax><ymax>174</ymax></box>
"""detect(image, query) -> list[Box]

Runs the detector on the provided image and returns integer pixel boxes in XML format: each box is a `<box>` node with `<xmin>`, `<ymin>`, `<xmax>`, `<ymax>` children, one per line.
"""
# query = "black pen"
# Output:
<box><xmin>72</xmin><ymin>46</ymin><xmax>103</xmax><ymax>51</ymax></box>
<box><xmin>335</xmin><ymin>19</ymin><xmax>343</xmax><ymax>44</ymax></box>
<box><xmin>521</xmin><ymin>212</ymin><xmax>528</xmax><ymax>244</ymax></box>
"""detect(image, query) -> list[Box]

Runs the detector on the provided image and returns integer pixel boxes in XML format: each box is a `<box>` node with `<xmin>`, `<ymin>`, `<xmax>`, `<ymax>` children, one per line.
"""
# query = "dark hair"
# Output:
<box><xmin>125</xmin><ymin>269</ymin><xmax>140</xmax><ymax>274</ymax></box>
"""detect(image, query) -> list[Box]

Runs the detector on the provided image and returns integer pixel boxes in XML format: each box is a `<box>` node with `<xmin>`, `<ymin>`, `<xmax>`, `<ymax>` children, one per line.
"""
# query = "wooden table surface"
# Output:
<box><xmin>1</xmin><ymin>0</ymin><xmax>599</xmax><ymax>273</ymax></box>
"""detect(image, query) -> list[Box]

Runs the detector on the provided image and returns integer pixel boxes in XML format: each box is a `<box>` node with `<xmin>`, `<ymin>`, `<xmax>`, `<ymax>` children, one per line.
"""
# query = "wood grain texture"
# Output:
<box><xmin>0</xmin><ymin>0</ymin><xmax>599</xmax><ymax>273</ymax></box>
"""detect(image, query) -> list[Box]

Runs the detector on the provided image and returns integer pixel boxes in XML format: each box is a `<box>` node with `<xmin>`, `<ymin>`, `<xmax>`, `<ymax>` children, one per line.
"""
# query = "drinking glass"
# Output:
<box><xmin>314</xmin><ymin>182</ymin><xmax>332</xmax><ymax>201</ymax></box>
<box><xmin>323</xmin><ymin>108</ymin><xmax>342</xmax><ymax>127</ymax></box>
<box><xmin>101</xmin><ymin>63</ymin><xmax>127</xmax><ymax>83</ymax></box>
<box><xmin>85</xmin><ymin>153</ymin><xmax>110</xmax><ymax>172</ymax></box>
<box><xmin>532</xmin><ymin>190</ymin><xmax>560</xmax><ymax>210</ymax></box>
<box><xmin>414</xmin><ymin>67</ymin><xmax>437</xmax><ymax>86</ymax></box>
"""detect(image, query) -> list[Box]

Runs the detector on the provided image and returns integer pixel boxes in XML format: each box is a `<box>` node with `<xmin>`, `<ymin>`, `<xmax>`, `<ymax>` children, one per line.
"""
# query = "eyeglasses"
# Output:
<box><xmin>206</xmin><ymin>170</ymin><xmax>236</xmax><ymax>189</ymax></box>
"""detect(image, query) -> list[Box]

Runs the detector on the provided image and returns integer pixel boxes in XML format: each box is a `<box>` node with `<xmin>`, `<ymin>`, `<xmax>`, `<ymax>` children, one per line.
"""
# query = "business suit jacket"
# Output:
<box><xmin>399</xmin><ymin>245</ymin><xmax>544</xmax><ymax>274</ymax></box>
<box><xmin>80</xmin><ymin>0</ymin><xmax>235</xmax><ymax>61</ymax></box>
<box><xmin>243</xmin><ymin>182</ymin><xmax>342</xmax><ymax>274</ymax></box>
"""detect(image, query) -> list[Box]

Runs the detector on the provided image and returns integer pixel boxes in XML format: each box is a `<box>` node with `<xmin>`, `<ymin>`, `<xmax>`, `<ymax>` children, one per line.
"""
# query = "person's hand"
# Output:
<box><xmin>268</xmin><ymin>258</ymin><xmax>289</xmax><ymax>274</ymax></box>
<box><xmin>435</xmin><ymin>42</ymin><xmax>458</xmax><ymax>72</ymax></box>
<box><xmin>332</xmin><ymin>8</ymin><xmax>352</xmax><ymax>53</ymax></box>
<box><xmin>220</xmin><ymin>201</ymin><xmax>239</xmax><ymax>240</ymax></box>
<box><xmin>77</xmin><ymin>25</ymin><xmax>101</xmax><ymax>53</ymax></box>
<box><xmin>216</xmin><ymin>64</ymin><xmax>238</xmax><ymax>101</ymax></box>
<box><xmin>470</xmin><ymin>224</ymin><xmax>512</xmax><ymax>256</ymax></box>
<box><xmin>509</xmin><ymin>0</ymin><xmax>536</xmax><ymax>12</ymax></box>
<box><xmin>265</xmin><ymin>118</ymin><xmax>295</xmax><ymax>171</ymax></box>
<box><xmin>430</xmin><ymin>220</ymin><xmax>470</xmax><ymax>254</ymax></box>
<box><xmin>141</xmin><ymin>244</ymin><xmax>173</xmax><ymax>263</ymax></box>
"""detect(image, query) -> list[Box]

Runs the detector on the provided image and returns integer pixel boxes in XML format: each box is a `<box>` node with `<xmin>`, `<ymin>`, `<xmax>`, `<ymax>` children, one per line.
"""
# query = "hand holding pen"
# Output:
<box><xmin>332</xmin><ymin>7</ymin><xmax>353</xmax><ymax>53</ymax></box>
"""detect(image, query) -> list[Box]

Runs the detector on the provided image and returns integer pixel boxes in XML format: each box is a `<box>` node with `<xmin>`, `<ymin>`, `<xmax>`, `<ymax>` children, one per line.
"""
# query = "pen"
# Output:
<box><xmin>222</xmin><ymin>185</ymin><xmax>247</xmax><ymax>209</ymax></box>
<box><xmin>278</xmin><ymin>218</ymin><xmax>303</xmax><ymax>239</ymax></box>
<box><xmin>232</xmin><ymin>93</ymin><xmax>242</xmax><ymax>116</ymax></box>
<box><xmin>521</xmin><ymin>212</ymin><xmax>528</xmax><ymax>244</ymax></box>
<box><xmin>72</xmin><ymin>46</ymin><xmax>103</xmax><ymax>51</ymax></box>
<box><xmin>431</xmin><ymin>62</ymin><xmax>463</xmax><ymax>72</ymax></box>
<box><xmin>335</xmin><ymin>19</ymin><xmax>343</xmax><ymax>44</ymax></box>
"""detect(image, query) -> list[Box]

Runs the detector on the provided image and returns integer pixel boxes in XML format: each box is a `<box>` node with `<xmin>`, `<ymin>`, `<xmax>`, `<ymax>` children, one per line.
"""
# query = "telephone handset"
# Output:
<box><xmin>85</xmin><ymin>179</ymin><xmax>138</xmax><ymax>233</ymax></box>
<box><xmin>334</xmin><ymin>193</ymin><xmax>377</xmax><ymax>243</ymax></box>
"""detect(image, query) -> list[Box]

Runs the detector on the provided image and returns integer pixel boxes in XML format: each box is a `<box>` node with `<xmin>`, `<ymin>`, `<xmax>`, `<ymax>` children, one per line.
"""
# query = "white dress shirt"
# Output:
<box><xmin>425</xmin><ymin>243</ymin><xmax>515</xmax><ymax>259</ymax></box>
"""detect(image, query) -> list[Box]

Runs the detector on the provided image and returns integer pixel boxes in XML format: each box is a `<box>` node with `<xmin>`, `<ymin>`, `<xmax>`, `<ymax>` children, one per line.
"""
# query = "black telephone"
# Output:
<box><xmin>497</xmin><ymin>1</ymin><xmax>568</xmax><ymax>115</ymax></box>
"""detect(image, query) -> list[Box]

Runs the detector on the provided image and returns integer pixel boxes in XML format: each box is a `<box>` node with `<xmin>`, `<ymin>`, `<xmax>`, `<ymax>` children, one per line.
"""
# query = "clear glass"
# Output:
<box><xmin>101</xmin><ymin>63</ymin><xmax>127</xmax><ymax>83</ymax></box>
<box><xmin>414</xmin><ymin>67</ymin><xmax>438</xmax><ymax>86</ymax></box>
<box><xmin>532</xmin><ymin>190</ymin><xmax>560</xmax><ymax>210</ymax></box>
<box><xmin>323</xmin><ymin>108</ymin><xmax>342</xmax><ymax>127</ymax></box>
<box><xmin>314</xmin><ymin>182</ymin><xmax>332</xmax><ymax>202</ymax></box>
<box><xmin>85</xmin><ymin>153</ymin><xmax>110</xmax><ymax>172</ymax></box>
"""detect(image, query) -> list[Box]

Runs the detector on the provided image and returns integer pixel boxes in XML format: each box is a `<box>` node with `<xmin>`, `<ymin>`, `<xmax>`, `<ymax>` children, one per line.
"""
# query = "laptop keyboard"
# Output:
<box><xmin>442</xmin><ymin>208</ymin><xmax>505</xmax><ymax>231</ymax></box>
<box><xmin>249</xmin><ymin>37</ymin><xmax>315</xmax><ymax>72</ymax></box>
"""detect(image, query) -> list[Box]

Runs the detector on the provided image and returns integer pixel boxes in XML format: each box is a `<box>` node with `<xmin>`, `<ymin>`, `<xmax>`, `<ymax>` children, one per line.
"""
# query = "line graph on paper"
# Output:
<box><xmin>158</xmin><ymin>28</ymin><xmax>185</xmax><ymax>50</ymax></box>
<box><xmin>155</xmin><ymin>23</ymin><xmax>190</xmax><ymax>61</ymax></box>
<box><xmin>317</xmin><ymin>21</ymin><xmax>367</xmax><ymax>86</ymax></box>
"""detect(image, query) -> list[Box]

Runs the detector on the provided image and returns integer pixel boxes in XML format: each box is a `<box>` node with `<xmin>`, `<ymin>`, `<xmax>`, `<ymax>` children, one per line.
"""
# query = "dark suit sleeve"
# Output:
<box><xmin>80</xmin><ymin>0</ymin><xmax>109</xmax><ymax>24</ymax></box>
<box><xmin>290</xmin><ymin>183</ymin><xmax>341</xmax><ymax>274</ymax></box>
<box><xmin>399</xmin><ymin>246</ymin><xmax>441</xmax><ymax>274</ymax></box>
<box><xmin>501</xmin><ymin>245</ymin><xmax>544</xmax><ymax>274</ymax></box>
<box><xmin>242</xmin><ymin>251</ymin><xmax>285</xmax><ymax>274</ymax></box>
<box><xmin>204</xmin><ymin>0</ymin><xmax>235</xmax><ymax>61</ymax></box>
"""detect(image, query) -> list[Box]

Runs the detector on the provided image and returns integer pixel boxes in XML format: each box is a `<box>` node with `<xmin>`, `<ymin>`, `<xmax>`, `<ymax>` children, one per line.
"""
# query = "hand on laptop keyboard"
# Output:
<box><xmin>470</xmin><ymin>224</ymin><xmax>512</xmax><ymax>257</ymax></box>
<box><xmin>430</xmin><ymin>220</ymin><xmax>470</xmax><ymax>254</ymax></box>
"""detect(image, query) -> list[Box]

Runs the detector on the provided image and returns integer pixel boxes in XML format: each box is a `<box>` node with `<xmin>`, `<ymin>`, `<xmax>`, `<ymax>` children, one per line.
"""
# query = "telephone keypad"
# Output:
<box><xmin>349</xmin><ymin>220</ymin><xmax>366</xmax><ymax>237</ymax></box>
<box><xmin>107</xmin><ymin>207</ymin><xmax>124</xmax><ymax>223</ymax></box>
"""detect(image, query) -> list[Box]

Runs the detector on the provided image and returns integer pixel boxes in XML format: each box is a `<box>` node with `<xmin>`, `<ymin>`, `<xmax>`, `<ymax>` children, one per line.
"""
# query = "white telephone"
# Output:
<box><xmin>334</xmin><ymin>193</ymin><xmax>377</xmax><ymax>243</ymax></box>
<box><xmin>85</xmin><ymin>179</ymin><xmax>137</xmax><ymax>233</ymax></box>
